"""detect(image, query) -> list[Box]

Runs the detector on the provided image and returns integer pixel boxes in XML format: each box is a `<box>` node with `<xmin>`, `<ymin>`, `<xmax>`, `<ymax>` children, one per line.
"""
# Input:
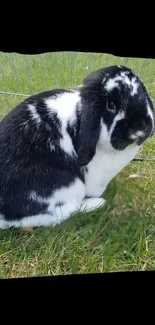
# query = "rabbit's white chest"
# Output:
<box><xmin>84</xmin><ymin>144</ymin><xmax>139</xmax><ymax>197</ymax></box>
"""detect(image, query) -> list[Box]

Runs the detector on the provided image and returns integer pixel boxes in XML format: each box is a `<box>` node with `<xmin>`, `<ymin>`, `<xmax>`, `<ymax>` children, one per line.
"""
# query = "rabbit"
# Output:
<box><xmin>0</xmin><ymin>65</ymin><xmax>154</xmax><ymax>229</ymax></box>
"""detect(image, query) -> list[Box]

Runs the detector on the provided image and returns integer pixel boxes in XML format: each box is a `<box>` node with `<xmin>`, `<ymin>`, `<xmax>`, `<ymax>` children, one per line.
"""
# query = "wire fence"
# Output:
<box><xmin>0</xmin><ymin>51</ymin><xmax>154</xmax><ymax>161</ymax></box>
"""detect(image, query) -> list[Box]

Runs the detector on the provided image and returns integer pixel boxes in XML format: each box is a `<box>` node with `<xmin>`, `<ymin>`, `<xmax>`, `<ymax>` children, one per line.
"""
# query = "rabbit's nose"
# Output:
<box><xmin>134</xmin><ymin>130</ymin><xmax>147</xmax><ymax>145</ymax></box>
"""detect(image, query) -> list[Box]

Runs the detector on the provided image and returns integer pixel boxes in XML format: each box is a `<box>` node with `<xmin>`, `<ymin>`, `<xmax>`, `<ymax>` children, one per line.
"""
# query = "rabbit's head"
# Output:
<box><xmin>77</xmin><ymin>65</ymin><xmax>154</xmax><ymax>166</ymax></box>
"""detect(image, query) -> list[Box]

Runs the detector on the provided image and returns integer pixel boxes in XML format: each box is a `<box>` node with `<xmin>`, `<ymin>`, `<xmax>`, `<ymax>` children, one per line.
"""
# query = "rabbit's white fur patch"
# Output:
<box><xmin>45</xmin><ymin>91</ymin><xmax>80</xmax><ymax>156</ymax></box>
<box><xmin>105</xmin><ymin>72</ymin><xmax>139</xmax><ymax>96</ymax></box>
<box><xmin>147</xmin><ymin>100</ymin><xmax>155</xmax><ymax>131</ymax></box>
<box><xmin>0</xmin><ymin>178</ymin><xmax>85</xmax><ymax>228</ymax></box>
<box><xmin>27</xmin><ymin>104</ymin><xmax>42</xmax><ymax>124</ymax></box>
<box><xmin>85</xmin><ymin>144</ymin><xmax>139</xmax><ymax>198</ymax></box>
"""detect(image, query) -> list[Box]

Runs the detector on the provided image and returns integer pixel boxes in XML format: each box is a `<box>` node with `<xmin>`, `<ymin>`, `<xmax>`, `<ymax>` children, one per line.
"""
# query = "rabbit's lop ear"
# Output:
<box><xmin>77</xmin><ymin>100</ymin><xmax>101</xmax><ymax>167</ymax></box>
<box><xmin>77</xmin><ymin>68</ymin><xmax>106</xmax><ymax>166</ymax></box>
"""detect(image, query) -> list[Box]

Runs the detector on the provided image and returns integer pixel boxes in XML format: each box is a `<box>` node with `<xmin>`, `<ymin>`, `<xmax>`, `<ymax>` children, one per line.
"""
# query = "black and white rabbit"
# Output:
<box><xmin>0</xmin><ymin>65</ymin><xmax>154</xmax><ymax>229</ymax></box>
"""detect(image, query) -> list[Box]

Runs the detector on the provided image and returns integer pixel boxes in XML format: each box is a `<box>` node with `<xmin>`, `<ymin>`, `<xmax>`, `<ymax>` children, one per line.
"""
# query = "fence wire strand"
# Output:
<box><xmin>24</xmin><ymin>56</ymin><xmax>32</xmax><ymax>95</ymax></box>
<box><xmin>71</xmin><ymin>52</ymin><xmax>75</xmax><ymax>86</ymax></box>
<box><xmin>87</xmin><ymin>53</ymin><xmax>92</xmax><ymax>72</ymax></box>
<box><xmin>8</xmin><ymin>53</ymin><xmax>19</xmax><ymax>94</ymax></box>
<box><xmin>55</xmin><ymin>52</ymin><xmax>59</xmax><ymax>87</ymax></box>
<box><xmin>139</xmin><ymin>59</ymin><xmax>150</xmax><ymax>77</ymax></box>
<box><xmin>39</xmin><ymin>55</ymin><xmax>45</xmax><ymax>89</ymax></box>
<box><xmin>0</xmin><ymin>64</ymin><xmax>10</xmax><ymax>110</ymax></box>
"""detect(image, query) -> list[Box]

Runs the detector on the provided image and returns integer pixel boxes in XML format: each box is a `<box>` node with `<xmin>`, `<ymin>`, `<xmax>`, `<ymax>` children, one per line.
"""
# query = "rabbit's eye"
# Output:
<box><xmin>106</xmin><ymin>101</ymin><xmax>116</xmax><ymax>113</ymax></box>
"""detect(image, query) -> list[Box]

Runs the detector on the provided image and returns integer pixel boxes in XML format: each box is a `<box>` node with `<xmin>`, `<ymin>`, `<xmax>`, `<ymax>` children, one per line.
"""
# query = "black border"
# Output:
<box><xmin>1</xmin><ymin>44</ymin><xmax>155</xmax><ymax>58</ymax></box>
<box><xmin>0</xmin><ymin>271</ymin><xmax>155</xmax><ymax>288</ymax></box>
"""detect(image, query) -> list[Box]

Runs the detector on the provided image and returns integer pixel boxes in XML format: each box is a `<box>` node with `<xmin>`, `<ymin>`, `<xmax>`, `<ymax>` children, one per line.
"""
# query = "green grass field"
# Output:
<box><xmin>0</xmin><ymin>52</ymin><xmax>155</xmax><ymax>278</ymax></box>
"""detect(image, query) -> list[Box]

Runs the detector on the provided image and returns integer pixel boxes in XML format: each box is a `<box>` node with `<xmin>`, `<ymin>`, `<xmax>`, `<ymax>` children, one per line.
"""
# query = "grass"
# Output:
<box><xmin>0</xmin><ymin>51</ymin><xmax>155</xmax><ymax>278</ymax></box>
